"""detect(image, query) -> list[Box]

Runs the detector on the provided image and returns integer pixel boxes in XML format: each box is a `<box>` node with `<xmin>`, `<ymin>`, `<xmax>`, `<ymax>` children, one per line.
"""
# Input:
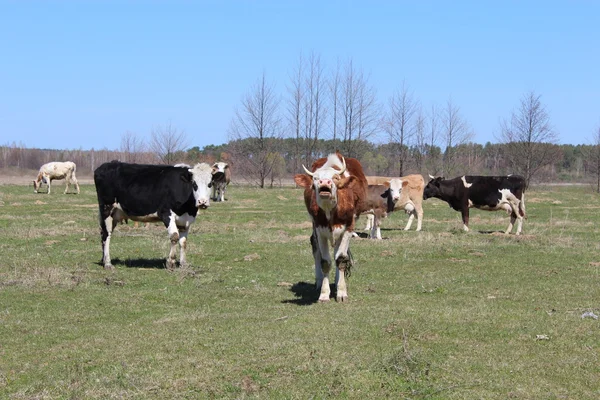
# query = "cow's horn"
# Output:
<box><xmin>338</xmin><ymin>156</ymin><xmax>347</xmax><ymax>175</ymax></box>
<box><xmin>428</xmin><ymin>174</ymin><xmax>435</xmax><ymax>179</ymax></box>
<box><xmin>302</xmin><ymin>165</ymin><xmax>314</xmax><ymax>177</ymax></box>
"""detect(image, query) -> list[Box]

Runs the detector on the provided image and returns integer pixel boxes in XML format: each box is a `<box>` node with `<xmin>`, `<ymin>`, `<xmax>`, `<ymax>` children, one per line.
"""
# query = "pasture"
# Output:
<box><xmin>0</xmin><ymin>182</ymin><xmax>599</xmax><ymax>399</ymax></box>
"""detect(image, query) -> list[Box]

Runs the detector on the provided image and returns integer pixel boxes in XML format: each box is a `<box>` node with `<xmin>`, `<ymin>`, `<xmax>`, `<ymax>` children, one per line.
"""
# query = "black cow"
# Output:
<box><xmin>423</xmin><ymin>175</ymin><xmax>526</xmax><ymax>234</ymax></box>
<box><xmin>93</xmin><ymin>161</ymin><xmax>213</xmax><ymax>269</ymax></box>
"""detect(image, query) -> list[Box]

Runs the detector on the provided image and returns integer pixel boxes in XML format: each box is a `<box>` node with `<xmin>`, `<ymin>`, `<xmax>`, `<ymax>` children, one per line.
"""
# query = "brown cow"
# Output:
<box><xmin>363</xmin><ymin>174</ymin><xmax>425</xmax><ymax>232</ymax></box>
<box><xmin>294</xmin><ymin>152</ymin><xmax>368</xmax><ymax>302</ymax></box>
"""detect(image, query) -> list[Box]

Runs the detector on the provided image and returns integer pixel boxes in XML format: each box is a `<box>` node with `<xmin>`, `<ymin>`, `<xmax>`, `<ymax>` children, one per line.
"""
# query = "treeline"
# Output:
<box><xmin>0</xmin><ymin>138</ymin><xmax>594</xmax><ymax>185</ymax></box>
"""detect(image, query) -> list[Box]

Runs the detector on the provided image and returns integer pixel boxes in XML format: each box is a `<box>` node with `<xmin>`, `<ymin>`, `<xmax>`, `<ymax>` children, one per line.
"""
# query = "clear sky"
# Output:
<box><xmin>1</xmin><ymin>1</ymin><xmax>599</xmax><ymax>151</ymax></box>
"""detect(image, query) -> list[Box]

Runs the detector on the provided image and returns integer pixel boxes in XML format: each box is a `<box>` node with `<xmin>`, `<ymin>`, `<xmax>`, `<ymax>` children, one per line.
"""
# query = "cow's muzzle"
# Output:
<box><xmin>197</xmin><ymin>199</ymin><xmax>210</xmax><ymax>209</ymax></box>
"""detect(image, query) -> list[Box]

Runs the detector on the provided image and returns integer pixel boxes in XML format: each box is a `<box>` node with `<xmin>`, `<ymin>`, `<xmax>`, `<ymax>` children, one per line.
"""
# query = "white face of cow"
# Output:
<box><xmin>387</xmin><ymin>178</ymin><xmax>404</xmax><ymax>203</ymax></box>
<box><xmin>188</xmin><ymin>163</ymin><xmax>213</xmax><ymax>209</ymax></box>
<box><xmin>303</xmin><ymin>156</ymin><xmax>347</xmax><ymax>211</ymax></box>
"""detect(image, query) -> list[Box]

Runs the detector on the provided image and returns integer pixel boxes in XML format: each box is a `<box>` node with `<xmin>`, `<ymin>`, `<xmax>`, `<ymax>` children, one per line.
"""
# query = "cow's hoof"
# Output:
<box><xmin>336</xmin><ymin>295</ymin><xmax>349</xmax><ymax>303</ymax></box>
<box><xmin>104</xmin><ymin>263</ymin><xmax>114</xmax><ymax>270</ymax></box>
<box><xmin>318</xmin><ymin>295</ymin><xmax>330</xmax><ymax>303</ymax></box>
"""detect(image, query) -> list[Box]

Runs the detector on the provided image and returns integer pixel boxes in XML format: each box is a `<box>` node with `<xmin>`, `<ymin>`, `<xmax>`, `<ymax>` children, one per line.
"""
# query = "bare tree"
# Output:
<box><xmin>120</xmin><ymin>131</ymin><xmax>146</xmax><ymax>163</ymax></box>
<box><xmin>385</xmin><ymin>80</ymin><xmax>418</xmax><ymax>176</ymax></box>
<box><xmin>499</xmin><ymin>91</ymin><xmax>560</xmax><ymax>188</ymax></box>
<box><xmin>583</xmin><ymin>123</ymin><xmax>600</xmax><ymax>193</ymax></box>
<box><xmin>149</xmin><ymin>121</ymin><xmax>189</xmax><ymax>164</ymax></box>
<box><xmin>287</xmin><ymin>52</ymin><xmax>304</xmax><ymax>176</ymax></box>
<box><xmin>329</xmin><ymin>58</ymin><xmax>342</xmax><ymax>152</ymax></box>
<box><xmin>440</xmin><ymin>97</ymin><xmax>473</xmax><ymax>177</ymax></box>
<box><xmin>286</xmin><ymin>51</ymin><xmax>328</xmax><ymax>170</ymax></box>
<box><xmin>413</xmin><ymin>106</ymin><xmax>427</xmax><ymax>173</ymax></box>
<box><xmin>228</xmin><ymin>72</ymin><xmax>282</xmax><ymax>188</ymax></box>
<box><xmin>338</xmin><ymin>59</ymin><xmax>379</xmax><ymax>158</ymax></box>
<box><xmin>425</xmin><ymin>104</ymin><xmax>442</xmax><ymax>175</ymax></box>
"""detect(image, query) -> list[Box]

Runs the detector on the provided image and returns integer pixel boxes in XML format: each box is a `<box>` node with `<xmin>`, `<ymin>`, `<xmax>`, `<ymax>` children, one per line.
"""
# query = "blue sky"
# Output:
<box><xmin>1</xmin><ymin>1</ymin><xmax>599</xmax><ymax>151</ymax></box>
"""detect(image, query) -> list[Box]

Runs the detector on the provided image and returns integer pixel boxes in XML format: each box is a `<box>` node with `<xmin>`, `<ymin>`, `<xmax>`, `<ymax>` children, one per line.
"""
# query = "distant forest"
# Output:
<box><xmin>1</xmin><ymin>138</ymin><xmax>597</xmax><ymax>188</ymax></box>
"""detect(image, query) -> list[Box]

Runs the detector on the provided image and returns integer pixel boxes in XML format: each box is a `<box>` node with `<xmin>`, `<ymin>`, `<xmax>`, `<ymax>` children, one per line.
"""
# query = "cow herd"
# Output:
<box><xmin>32</xmin><ymin>153</ymin><xmax>526</xmax><ymax>303</ymax></box>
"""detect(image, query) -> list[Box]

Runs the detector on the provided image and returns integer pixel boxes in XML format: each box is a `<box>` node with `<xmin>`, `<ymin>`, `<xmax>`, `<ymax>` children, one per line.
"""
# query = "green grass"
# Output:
<box><xmin>1</xmin><ymin>183</ymin><xmax>600</xmax><ymax>399</ymax></box>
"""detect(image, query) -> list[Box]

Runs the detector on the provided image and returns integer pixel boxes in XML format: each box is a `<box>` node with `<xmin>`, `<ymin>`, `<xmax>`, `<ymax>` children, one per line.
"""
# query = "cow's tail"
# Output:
<box><xmin>519</xmin><ymin>192</ymin><xmax>527</xmax><ymax>219</ymax></box>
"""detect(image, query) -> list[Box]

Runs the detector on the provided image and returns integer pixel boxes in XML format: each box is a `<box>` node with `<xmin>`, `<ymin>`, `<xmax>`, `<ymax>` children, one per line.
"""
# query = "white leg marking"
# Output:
<box><xmin>316</xmin><ymin>226</ymin><xmax>332</xmax><ymax>302</ymax></box>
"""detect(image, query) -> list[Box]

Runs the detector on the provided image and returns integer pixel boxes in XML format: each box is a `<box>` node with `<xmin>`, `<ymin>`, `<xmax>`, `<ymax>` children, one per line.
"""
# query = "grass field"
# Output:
<box><xmin>1</xmin><ymin>182</ymin><xmax>599</xmax><ymax>399</ymax></box>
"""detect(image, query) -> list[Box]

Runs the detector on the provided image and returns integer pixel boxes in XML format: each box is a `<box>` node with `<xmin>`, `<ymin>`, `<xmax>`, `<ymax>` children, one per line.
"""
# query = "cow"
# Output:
<box><xmin>363</xmin><ymin>174</ymin><xmax>425</xmax><ymax>233</ymax></box>
<box><xmin>33</xmin><ymin>161</ymin><xmax>80</xmax><ymax>194</ymax></box>
<box><xmin>93</xmin><ymin>161</ymin><xmax>213</xmax><ymax>269</ymax></box>
<box><xmin>423</xmin><ymin>174</ymin><xmax>526</xmax><ymax>234</ymax></box>
<box><xmin>294</xmin><ymin>152</ymin><xmax>368</xmax><ymax>302</ymax></box>
<box><xmin>210</xmin><ymin>162</ymin><xmax>231</xmax><ymax>202</ymax></box>
<box><xmin>361</xmin><ymin>184</ymin><xmax>390</xmax><ymax>239</ymax></box>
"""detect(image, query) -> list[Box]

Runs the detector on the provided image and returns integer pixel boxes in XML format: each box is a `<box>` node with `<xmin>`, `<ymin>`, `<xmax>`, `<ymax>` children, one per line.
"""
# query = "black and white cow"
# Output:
<box><xmin>210</xmin><ymin>162</ymin><xmax>231</xmax><ymax>202</ymax></box>
<box><xmin>423</xmin><ymin>175</ymin><xmax>526</xmax><ymax>234</ymax></box>
<box><xmin>93</xmin><ymin>161</ymin><xmax>213</xmax><ymax>269</ymax></box>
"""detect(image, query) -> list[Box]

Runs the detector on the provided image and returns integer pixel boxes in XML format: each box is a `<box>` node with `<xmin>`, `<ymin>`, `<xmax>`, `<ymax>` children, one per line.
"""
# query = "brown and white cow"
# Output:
<box><xmin>210</xmin><ymin>162</ymin><xmax>231</xmax><ymax>202</ymax></box>
<box><xmin>294</xmin><ymin>153</ymin><xmax>368</xmax><ymax>302</ymax></box>
<box><xmin>363</xmin><ymin>174</ymin><xmax>425</xmax><ymax>233</ymax></box>
<box><xmin>33</xmin><ymin>161</ymin><xmax>80</xmax><ymax>194</ymax></box>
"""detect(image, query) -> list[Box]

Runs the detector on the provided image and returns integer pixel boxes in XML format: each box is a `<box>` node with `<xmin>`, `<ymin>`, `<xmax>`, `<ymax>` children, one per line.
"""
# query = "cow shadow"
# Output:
<box><xmin>95</xmin><ymin>257</ymin><xmax>167</xmax><ymax>269</ymax></box>
<box><xmin>478</xmin><ymin>230</ymin><xmax>505</xmax><ymax>235</ymax></box>
<box><xmin>282</xmin><ymin>281</ymin><xmax>337</xmax><ymax>305</ymax></box>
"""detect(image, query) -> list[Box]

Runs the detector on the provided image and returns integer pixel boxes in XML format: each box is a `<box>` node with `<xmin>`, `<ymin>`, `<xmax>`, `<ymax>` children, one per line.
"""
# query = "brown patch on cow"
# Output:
<box><xmin>243</xmin><ymin>253</ymin><xmax>261</xmax><ymax>261</ymax></box>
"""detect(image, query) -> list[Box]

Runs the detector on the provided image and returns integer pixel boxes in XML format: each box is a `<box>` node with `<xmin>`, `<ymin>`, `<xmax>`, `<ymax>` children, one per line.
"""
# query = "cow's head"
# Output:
<box><xmin>423</xmin><ymin>175</ymin><xmax>444</xmax><ymax>199</ymax></box>
<box><xmin>383</xmin><ymin>178</ymin><xmax>407</xmax><ymax>202</ymax></box>
<box><xmin>294</xmin><ymin>156</ymin><xmax>351</xmax><ymax>210</ymax></box>
<box><xmin>186</xmin><ymin>163</ymin><xmax>213</xmax><ymax>209</ymax></box>
<box><xmin>211</xmin><ymin>162</ymin><xmax>229</xmax><ymax>181</ymax></box>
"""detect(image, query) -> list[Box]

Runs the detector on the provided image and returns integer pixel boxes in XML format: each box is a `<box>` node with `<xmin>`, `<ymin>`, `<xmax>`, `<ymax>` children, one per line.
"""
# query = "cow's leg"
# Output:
<box><xmin>47</xmin><ymin>178</ymin><xmax>52</xmax><ymax>194</ymax></box>
<box><xmin>333</xmin><ymin>226</ymin><xmax>352</xmax><ymax>302</ymax></box>
<box><xmin>404</xmin><ymin>212</ymin><xmax>415</xmax><ymax>231</ymax></box>
<box><xmin>219</xmin><ymin>184</ymin><xmax>225</xmax><ymax>202</ymax></box>
<box><xmin>162</xmin><ymin>211</ymin><xmax>180</xmax><ymax>269</ymax></box>
<box><xmin>72</xmin><ymin>174</ymin><xmax>80</xmax><ymax>194</ymax></box>
<box><xmin>461</xmin><ymin>208</ymin><xmax>470</xmax><ymax>232</ymax></box>
<box><xmin>370</xmin><ymin>214</ymin><xmax>382</xmax><ymax>239</ymax></box>
<box><xmin>311</xmin><ymin>231</ymin><xmax>324</xmax><ymax>290</ymax></box>
<box><xmin>99</xmin><ymin>207</ymin><xmax>117</xmax><ymax>269</ymax></box>
<box><xmin>364</xmin><ymin>214</ymin><xmax>374</xmax><ymax>231</ymax></box>
<box><xmin>416</xmin><ymin>204</ymin><xmax>424</xmax><ymax>231</ymax></box>
<box><xmin>315</xmin><ymin>226</ymin><xmax>332</xmax><ymax>302</ymax></box>
<box><xmin>178</xmin><ymin>227</ymin><xmax>189</xmax><ymax>266</ymax></box>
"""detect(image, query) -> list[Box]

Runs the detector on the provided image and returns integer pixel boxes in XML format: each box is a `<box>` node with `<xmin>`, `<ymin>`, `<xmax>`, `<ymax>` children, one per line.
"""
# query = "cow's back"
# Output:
<box><xmin>94</xmin><ymin>162</ymin><xmax>193</xmax><ymax>217</ymax></box>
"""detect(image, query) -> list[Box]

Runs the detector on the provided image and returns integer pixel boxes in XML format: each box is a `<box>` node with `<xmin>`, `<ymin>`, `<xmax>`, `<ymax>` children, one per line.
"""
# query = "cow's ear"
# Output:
<box><xmin>208</xmin><ymin>182</ymin><xmax>213</xmax><ymax>188</ymax></box>
<box><xmin>383</xmin><ymin>181</ymin><xmax>391</xmax><ymax>188</ymax></box>
<box><xmin>294</xmin><ymin>174</ymin><xmax>312</xmax><ymax>188</ymax></box>
<box><xmin>402</xmin><ymin>180</ymin><xmax>409</xmax><ymax>187</ymax></box>
<box><xmin>336</xmin><ymin>175</ymin><xmax>357</xmax><ymax>189</ymax></box>
<box><xmin>182</xmin><ymin>170</ymin><xmax>193</xmax><ymax>183</ymax></box>
<box><xmin>380</xmin><ymin>189</ymin><xmax>390</xmax><ymax>199</ymax></box>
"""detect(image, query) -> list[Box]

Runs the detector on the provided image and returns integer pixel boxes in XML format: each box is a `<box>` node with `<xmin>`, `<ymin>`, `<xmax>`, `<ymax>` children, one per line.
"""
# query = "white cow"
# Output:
<box><xmin>33</xmin><ymin>161</ymin><xmax>80</xmax><ymax>194</ymax></box>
